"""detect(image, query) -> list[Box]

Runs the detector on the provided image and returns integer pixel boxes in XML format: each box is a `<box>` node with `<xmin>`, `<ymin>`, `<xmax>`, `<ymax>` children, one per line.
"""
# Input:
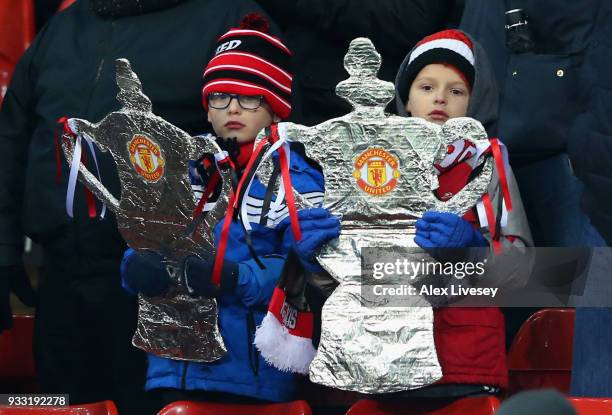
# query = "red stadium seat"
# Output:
<box><xmin>569</xmin><ymin>397</ymin><xmax>612</xmax><ymax>414</ymax></box>
<box><xmin>0</xmin><ymin>0</ymin><xmax>35</xmax><ymax>103</ymax></box>
<box><xmin>0</xmin><ymin>400</ymin><xmax>118</xmax><ymax>415</ymax></box>
<box><xmin>58</xmin><ymin>0</ymin><xmax>77</xmax><ymax>12</ymax></box>
<box><xmin>507</xmin><ymin>308</ymin><xmax>575</xmax><ymax>395</ymax></box>
<box><xmin>345</xmin><ymin>397</ymin><xmax>501</xmax><ymax>415</ymax></box>
<box><xmin>157</xmin><ymin>400</ymin><xmax>312</xmax><ymax>415</ymax></box>
<box><xmin>0</xmin><ymin>315</ymin><xmax>37</xmax><ymax>393</ymax></box>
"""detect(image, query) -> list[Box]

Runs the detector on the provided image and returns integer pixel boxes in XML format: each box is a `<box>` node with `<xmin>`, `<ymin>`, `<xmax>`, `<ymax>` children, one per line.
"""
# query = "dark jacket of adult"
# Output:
<box><xmin>460</xmin><ymin>0</ymin><xmax>595</xmax><ymax>163</ymax></box>
<box><xmin>0</xmin><ymin>0</ymin><xmax>268</xmax><ymax>272</ymax></box>
<box><xmin>460</xmin><ymin>0</ymin><xmax>607</xmax><ymax>246</ymax></box>
<box><xmin>255</xmin><ymin>0</ymin><xmax>453</xmax><ymax>126</ymax></box>
<box><xmin>0</xmin><ymin>2</ymin><xmax>272</xmax><ymax>411</ymax></box>
<box><xmin>567</xmin><ymin>1</ymin><xmax>612</xmax><ymax>245</ymax></box>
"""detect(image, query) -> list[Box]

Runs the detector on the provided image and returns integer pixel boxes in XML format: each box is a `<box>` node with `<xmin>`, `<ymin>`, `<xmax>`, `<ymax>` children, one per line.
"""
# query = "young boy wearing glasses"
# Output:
<box><xmin>120</xmin><ymin>15</ymin><xmax>340</xmax><ymax>405</ymax></box>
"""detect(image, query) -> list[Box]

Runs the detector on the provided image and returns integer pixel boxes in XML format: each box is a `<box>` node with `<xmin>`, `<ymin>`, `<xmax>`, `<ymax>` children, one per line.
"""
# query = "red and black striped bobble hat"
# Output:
<box><xmin>202</xmin><ymin>13</ymin><xmax>293</xmax><ymax>119</ymax></box>
<box><xmin>398</xmin><ymin>29</ymin><xmax>475</xmax><ymax>104</ymax></box>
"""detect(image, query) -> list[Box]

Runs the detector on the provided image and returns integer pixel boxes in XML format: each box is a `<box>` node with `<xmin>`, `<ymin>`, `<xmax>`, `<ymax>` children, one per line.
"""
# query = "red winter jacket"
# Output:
<box><xmin>430</xmin><ymin>156</ymin><xmax>508</xmax><ymax>389</ymax></box>
<box><xmin>433</xmin><ymin>307</ymin><xmax>507</xmax><ymax>388</ymax></box>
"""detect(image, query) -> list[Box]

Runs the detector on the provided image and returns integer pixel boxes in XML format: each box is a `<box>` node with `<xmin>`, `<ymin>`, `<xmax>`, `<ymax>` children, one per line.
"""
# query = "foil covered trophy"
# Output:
<box><xmin>254</xmin><ymin>38</ymin><xmax>494</xmax><ymax>392</ymax></box>
<box><xmin>61</xmin><ymin>59</ymin><xmax>231</xmax><ymax>362</ymax></box>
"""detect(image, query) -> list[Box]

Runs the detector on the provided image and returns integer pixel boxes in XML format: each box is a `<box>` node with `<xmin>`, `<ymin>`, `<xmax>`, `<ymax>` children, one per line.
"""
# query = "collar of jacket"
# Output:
<box><xmin>90</xmin><ymin>0</ymin><xmax>188</xmax><ymax>19</ymax></box>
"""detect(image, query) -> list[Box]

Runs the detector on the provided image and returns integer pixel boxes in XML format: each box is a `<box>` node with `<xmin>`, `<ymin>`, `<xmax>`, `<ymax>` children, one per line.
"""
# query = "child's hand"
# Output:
<box><xmin>122</xmin><ymin>250</ymin><xmax>172</xmax><ymax>297</ymax></box>
<box><xmin>283</xmin><ymin>208</ymin><xmax>341</xmax><ymax>273</ymax></box>
<box><xmin>181</xmin><ymin>256</ymin><xmax>238</xmax><ymax>298</ymax></box>
<box><xmin>415</xmin><ymin>211</ymin><xmax>487</xmax><ymax>249</ymax></box>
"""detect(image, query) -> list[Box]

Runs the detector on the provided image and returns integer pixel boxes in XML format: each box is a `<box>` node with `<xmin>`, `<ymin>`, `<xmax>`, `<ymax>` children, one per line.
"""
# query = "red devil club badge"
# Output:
<box><xmin>127</xmin><ymin>134</ymin><xmax>166</xmax><ymax>182</ymax></box>
<box><xmin>353</xmin><ymin>148</ymin><xmax>400</xmax><ymax>196</ymax></box>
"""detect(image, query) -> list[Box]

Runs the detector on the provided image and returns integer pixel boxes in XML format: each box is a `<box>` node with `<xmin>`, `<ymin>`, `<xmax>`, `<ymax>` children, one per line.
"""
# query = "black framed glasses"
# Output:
<box><xmin>207</xmin><ymin>92</ymin><xmax>265</xmax><ymax>110</ymax></box>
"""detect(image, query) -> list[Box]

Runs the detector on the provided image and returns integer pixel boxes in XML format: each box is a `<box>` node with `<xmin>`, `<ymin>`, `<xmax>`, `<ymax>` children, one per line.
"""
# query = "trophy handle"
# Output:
<box><xmin>198</xmin><ymin>163</ymin><xmax>232</xmax><ymax>251</ymax></box>
<box><xmin>181</xmin><ymin>134</ymin><xmax>233</xmax><ymax>253</ymax></box>
<box><xmin>61</xmin><ymin>134</ymin><xmax>122</xmax><ymax>214</ymax></box>
<box><xmin>189</xmin><ymin>133</ymin><xmax>220</xmax><ymax>161</ymax></box>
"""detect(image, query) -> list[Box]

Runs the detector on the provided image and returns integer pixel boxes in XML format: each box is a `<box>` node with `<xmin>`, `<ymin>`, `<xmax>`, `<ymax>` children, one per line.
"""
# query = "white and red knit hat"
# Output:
<box><xmin>398</xmin><ymin>29</ymin><xmax>475</xmax><ymax>103</ymax></box>
<box><xmin>202</xmin><ymin>13</ymin><xmax>293</xmax><ymax>119</ymax></box>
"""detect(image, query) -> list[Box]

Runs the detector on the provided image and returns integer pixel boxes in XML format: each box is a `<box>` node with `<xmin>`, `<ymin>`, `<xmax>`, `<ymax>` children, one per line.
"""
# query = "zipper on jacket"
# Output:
<box><xmin>85</xmin><ymin>20</ymin><xmax>114</xmax><ymax>119</ymax></box>
<box><xmin>246</xmin><ymin>311</ymin><xmax>259</xmax><ymax>376</ymax></box>
<box><xmin>78</xmin><ymin>20</ymin><xmax>120</xmax><ymax>264</ymax></box>
<box><xmin>181</xmin><ymin>361</ymin><xmax>188</xmax><ymax>389</ymax></box>
<box><xmin>73</xmin><ymin>20</ymin><xmax>114</xmax><ymax>258</ymax></box>
<box><xmin>260</xmin><ymin>163</ymin><xmax>281</xmax><ymax>226</ymax></box>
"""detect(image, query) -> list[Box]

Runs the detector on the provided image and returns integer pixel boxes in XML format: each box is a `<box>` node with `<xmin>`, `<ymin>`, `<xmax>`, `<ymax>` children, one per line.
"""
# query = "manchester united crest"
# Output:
<box><xmin>353</xmin><ymin>148</ymin><xmax>400</xmax><ymax>196</ymax></box>
<box><xmin>128</xmin><ymin>134</ymin><xmax>165</xmax><ymax>182</ymax></box>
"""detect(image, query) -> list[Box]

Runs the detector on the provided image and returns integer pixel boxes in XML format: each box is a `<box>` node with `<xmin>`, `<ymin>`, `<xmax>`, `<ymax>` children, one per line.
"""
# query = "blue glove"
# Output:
<box><xmin>182</xmin><ymin>256</ymin><xmax>239</xmax><ymax>298</ymax></box>
<box><xmin>122</xmin><ymin>250</ymin><xmax>172</xmax><ymax>297</ymax></box>
<box><xmin>283</xmin><ymin>208</ymin><xmax>341</xmax><ymax>273</ymax></box>
<box><xmin>415</xmin><ymin>211</ymin><xmax>488</xmax><ymax>249</ymax></box>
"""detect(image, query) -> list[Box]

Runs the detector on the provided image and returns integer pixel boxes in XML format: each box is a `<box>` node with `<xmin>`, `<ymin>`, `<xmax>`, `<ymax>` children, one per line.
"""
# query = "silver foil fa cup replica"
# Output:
<box><xmin>254</xmin><ymin>38</ymin><xmax>494</xmax><ymax>393</ymax></box>
<box><xmin>62</xmin><ymin>59</ymin><xmax>231</xmax><ymax>362</ymax></box>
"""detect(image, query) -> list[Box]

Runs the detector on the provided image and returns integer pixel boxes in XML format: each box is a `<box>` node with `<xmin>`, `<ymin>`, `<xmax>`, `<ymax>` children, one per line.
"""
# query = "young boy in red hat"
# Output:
<box><xmin>121</xmin><ymin>14</ymin><xmax>339</xmax><ymax>405</ymax></box>
<box><xmin>394</xmin><ymin>29</ymin><xmax>532</xmax><ymax>395</ymax></box>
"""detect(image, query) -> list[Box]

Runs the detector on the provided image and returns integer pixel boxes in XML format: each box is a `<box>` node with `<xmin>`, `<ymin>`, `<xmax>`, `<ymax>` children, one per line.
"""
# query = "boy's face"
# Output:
<box><xmin>207</xmin><ymin>94</ymin><xmax>281</xmax><ymax>144</ymax></box>
<box><xmin>405</xmin><ymin>63</ymin><xmax>470</xmax><ymax>125</ymax></box>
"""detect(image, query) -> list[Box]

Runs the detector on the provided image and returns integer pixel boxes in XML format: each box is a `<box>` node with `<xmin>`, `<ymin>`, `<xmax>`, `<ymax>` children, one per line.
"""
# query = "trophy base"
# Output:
<box><xmin>310</xmin><ymin>223</ymin><xmax>443</xmax><ymax>393</ymax></box>
<box><xmin>132</xmin><ymin>290</ymin><xmax>226</xmax><ymax>362</ymax></box>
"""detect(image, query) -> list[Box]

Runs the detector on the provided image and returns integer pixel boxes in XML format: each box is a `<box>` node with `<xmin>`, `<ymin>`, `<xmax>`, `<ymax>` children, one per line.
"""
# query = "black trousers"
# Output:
<box><xmin>33</xmin><ymin>265</ymin><xmax>153</xmax><ymax>415</ymax></box>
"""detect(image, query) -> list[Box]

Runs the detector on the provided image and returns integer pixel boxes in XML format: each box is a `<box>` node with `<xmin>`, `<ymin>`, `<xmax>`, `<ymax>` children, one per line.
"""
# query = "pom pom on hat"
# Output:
<box><xmin>239</xmin><ymin>12</ymin><xmax>270</xmax><ymax>33</ymax></box>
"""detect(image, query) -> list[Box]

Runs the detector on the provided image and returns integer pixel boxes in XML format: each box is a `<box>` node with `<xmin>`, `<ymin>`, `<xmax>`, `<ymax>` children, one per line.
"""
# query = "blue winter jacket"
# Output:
<box><xmin>122</xmin><ymin>144</ymin><xmax>324</xmax><ymax>402</ymax></box>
